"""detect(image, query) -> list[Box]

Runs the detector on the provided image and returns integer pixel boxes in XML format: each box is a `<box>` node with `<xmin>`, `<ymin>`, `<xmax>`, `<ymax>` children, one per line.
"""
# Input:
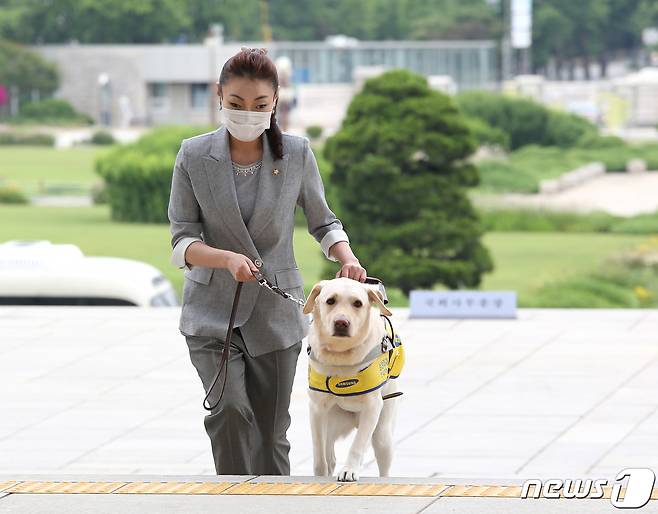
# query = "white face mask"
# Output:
<box><xmin>219</xmin><ymin>103</ymin><xmax>275</xmax><ymax>142</ymax></box>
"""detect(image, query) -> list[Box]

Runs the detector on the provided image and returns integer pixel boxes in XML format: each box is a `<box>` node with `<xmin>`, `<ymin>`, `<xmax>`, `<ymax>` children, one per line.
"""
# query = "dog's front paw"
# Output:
<box><xmin>337</xmin><ymin>467</ymin><xmax>359</xmax><ymax>482</ymax></box>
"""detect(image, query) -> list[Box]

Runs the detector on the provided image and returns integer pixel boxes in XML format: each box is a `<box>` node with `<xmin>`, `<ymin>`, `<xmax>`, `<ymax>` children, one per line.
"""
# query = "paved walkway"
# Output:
<box><xmin>1</xmin><ymin>306</ymin><xmax>657</xmax><ymax>479</ymax></box>
<box><xmin>1</xmin><ymin>307</ymin><xmax>658</xmax><ymax>511</ymax></box>
<box><xmin>30</xmin><ymin>195</ymin><xmax>93</xmax><ymax>207</ymax></box>
<box><xmin>479</xmin><ymin>172</ymin><xmax>658</xmax><ymax>216</ymax></box>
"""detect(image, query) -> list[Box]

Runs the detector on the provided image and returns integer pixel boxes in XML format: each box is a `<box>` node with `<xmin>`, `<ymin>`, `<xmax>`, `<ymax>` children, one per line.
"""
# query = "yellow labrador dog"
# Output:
<box><xmin>302</xmin><ymin>277</ymin><xmax>402</xmax><ymax>482</ymax></box>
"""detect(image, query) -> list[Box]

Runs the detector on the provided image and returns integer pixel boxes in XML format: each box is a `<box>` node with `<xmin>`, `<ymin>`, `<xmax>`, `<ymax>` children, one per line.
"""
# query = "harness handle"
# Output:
<box><xmin>380</xmin><ymin>313</ymin><xmax>396</xmax><ymax>348</ymax></box>
<box><xmin>380</xmin><ymin>314</ymin><xmax>403</xmax><ymax>400</ymax></box>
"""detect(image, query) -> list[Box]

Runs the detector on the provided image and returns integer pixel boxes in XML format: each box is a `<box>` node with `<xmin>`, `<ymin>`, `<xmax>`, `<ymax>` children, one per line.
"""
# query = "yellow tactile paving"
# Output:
<box><xmin>0</xmin><ymin>480</ymin><xmax>655</xmax><ymax>499</ymax></box>
<box><xmin>441</xmin><ymin>485</ymin><xmax>522</xmax><ymax>498</ymax></box>
<box><xmin>331</xmin><ymin>483</ymin><xmax>448</xmax><ymax>496</ymax></box>
<box><xmin>222</xmin><ymin>482</ymin><xmax>341</xmax><ymax>495</ymax></box>
<box><xmin>0</xmin><ymin>481</ymin><xmax>18</xmax><ymax>493</ymax></box>
<box><xmin>7</xmin><ymin>481</ymin><xmax>126</xmax><ymax>494</ymax></box>
<box><xmin>115</xmin><ymin>481</ymin><xmax>234</xmax><ymax>494</ymax></box>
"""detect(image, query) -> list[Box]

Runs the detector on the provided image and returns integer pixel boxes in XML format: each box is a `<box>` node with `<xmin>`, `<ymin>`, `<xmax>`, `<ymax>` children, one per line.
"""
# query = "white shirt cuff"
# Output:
<box><xmin>320</xmin><ymin>230</ymin><xmax>350</xmax><ymax>262</ymax></box>
<box><xmin>172</xmin><ymin>237</ymin><xmax>203</xmax><ymax>271</ymax></box>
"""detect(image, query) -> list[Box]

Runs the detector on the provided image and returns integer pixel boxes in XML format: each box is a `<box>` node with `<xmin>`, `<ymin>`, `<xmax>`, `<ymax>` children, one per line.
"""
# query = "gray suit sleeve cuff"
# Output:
<box><xmin>171</xmin><ymin>236</ymin><xmax>203</xmax><ymax>271</ymax></box>
<box><xmin>320</xmin><ymin>229</ymin><xmax>350</xmax><ymax>262</ymax></box>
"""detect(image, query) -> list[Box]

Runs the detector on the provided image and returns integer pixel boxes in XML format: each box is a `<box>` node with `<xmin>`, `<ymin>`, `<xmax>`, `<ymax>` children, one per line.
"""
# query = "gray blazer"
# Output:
<box><xmin>168</xmin><ymin>125</ymin><xmax>350</xmax><ymax>357</ymax></box>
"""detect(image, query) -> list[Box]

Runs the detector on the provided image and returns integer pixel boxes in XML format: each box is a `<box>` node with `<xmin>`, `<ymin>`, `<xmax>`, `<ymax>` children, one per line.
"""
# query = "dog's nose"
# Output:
<box><xmin>333</xmin><ymin>318</ymin><xmax>350</xmax><ymax>335</ymax></box>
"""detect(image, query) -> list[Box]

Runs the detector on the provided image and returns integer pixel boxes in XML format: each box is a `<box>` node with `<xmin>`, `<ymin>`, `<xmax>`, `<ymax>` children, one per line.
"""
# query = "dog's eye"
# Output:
<box><xmin>353</xmin><ymin>300</ymin><xmax>363</xmax><ymax>307</ymax></box>
<box><xmin>326</xmin><ymin>297</ymin><xmax>335</xmax><ymax>305</ymax></box>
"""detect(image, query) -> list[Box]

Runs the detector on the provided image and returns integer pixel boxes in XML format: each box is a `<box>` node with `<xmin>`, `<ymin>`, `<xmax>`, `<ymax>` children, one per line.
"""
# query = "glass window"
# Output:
<box><xmin>148</xmin><ymin>82</ymin><xmax>167</xmax><ymax>98</ymax></box>
<box><xmin>190</xmin><ymin>83</ymin><xmax>209</xmax><ymax>110</ymax></box>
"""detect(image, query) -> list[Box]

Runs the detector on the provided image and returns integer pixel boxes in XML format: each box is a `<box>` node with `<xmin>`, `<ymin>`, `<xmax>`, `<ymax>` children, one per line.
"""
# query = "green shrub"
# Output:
<box><xmin>0</xmin><ymin>184</ymin><xmax>29</xmax><ymax>204</ymax></box>
<box><xmin>632</xmin><ymin>143</ymin><xmax>658</xmax><ymax>170</ymax></box>
<box><xmin>610</xmin><ymin>212</ymin><xmax>658</xmax><ymax>235</ymax></box>
<box><xmin>0</xmin><ymin>39</ymin><xmax>59</xmax><ymax>102</ymax></box>
<box><xmin>306</xmin><ymin>125</ymin><xmax>323</xmax><ymax>140</ymax></box>
<box><xmin>457</xmin><ymin>91</ymin><xmax>548</xmax><ymax>150</ymax></box>
<box><xmin>90</xmin><ymin>130</ymin><xmax>116</xmax><ymax>145</ymax></box>
<box><xmin>0</xmin><ymin>132</ymin><xmax>55</xmax><ymax>146</ymax></box>
<box><xmin>576</xmin><ymin>132</ymin><xmax>626</xmax><ymax>149</ymax></box>
<box><xmin>14</xmin><ymin>98</ymin><xmax>93</xmax><ymax>125</ymax></box>
<box><xmin>574</xmin><ymin>142</ymin><xmax>658</xmax><ymax>172</ymax></box>
<box><xmin>475</xmin><ymin>140</ymin><xmax>658</xmax><ymax>192</ymax></box>
<box><xmin>544</xmin><ymin>110</ymin><xmax>598</xmax><ymax>148</ymax></box>
<box><xmin>480</xmin><ymin>208</ymin><xmax>618</xmax><ymax>232</ymax></box>
<box><xmin>480</xmin><ymin>207</ymin><xmax>658</xmax><ymax>235</ymax></box>
<box><xmin>22</xmin><ymin>98</ymin><xmax>77</xmax><ymax>119</ymax></box>
<box><xmin>131</xmin><ymin>125</ymin><xmax>215</xmax><ymax>155</ymax></box>
<box><xmin>475</xmin><ymin>145</ymin><xmax>594</xmax><ymax>193</ymax></box>
<box><xmin>456</xmin><ymin>91</ymin><xmax>598</xmax><ymax>150</ymax></box>
<box><xmin>324</xmin><ymin>69</ymin><xmax>493</xmax><ymax>294</ymax></box>
<box><xmin>463</xmin><ymin>116</ymin><xmax>510</xmax><ymax>149</ymax></box>
<box><xmin>526</xmin><ymin>273</ymin><xmax>639</xmax><ymax>307</ymax></box>
<box><xmin>95</xmin><ymin>125</ymin><xmax>215</xmax><ymax>222</ymax></box>
<box><xmin>526</xmin><ymin>242</ymin><xmax>658</xmax><ymax>308</ymax></box>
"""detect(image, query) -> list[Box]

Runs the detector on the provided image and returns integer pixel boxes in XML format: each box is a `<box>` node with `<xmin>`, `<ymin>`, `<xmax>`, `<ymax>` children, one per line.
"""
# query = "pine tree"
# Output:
<box><xmin>323</xmin><ymin>69</ymin><xmax>494</xmax><ymax>296</ymax></box>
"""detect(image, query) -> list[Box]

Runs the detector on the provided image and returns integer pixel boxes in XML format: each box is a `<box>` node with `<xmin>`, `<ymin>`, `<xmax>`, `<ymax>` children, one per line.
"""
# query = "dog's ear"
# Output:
<box><xmin>368</xmin><ymin>289</ymin><xmax>392</xmax><ymax>316</ymax></box>
<box><xmin>303</xmin><ymin>281</ymin><xmax>324</xmax><ymax>314</ymax></box>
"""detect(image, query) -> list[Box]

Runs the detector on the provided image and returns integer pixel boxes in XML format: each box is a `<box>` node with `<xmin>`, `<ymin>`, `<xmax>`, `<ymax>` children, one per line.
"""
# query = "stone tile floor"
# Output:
<box><xmin>1</xmin><ymin>306</ymin><xmax>657</xmax><ymax>481</ymax></box>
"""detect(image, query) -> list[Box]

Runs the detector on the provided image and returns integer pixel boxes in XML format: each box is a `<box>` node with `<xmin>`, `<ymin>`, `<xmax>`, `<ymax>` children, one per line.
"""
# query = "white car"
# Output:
<box><xmin>0</xmin><ymin>240</ymin><xmax>179</xmax><ymax>307</ymax></box>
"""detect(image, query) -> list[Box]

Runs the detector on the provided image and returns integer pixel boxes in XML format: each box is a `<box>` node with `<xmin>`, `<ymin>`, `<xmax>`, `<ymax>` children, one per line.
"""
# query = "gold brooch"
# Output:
<box><xmin>272</xmin><ymin>168</ymin><xmax>280</xmax><ymax>176</ymax></box>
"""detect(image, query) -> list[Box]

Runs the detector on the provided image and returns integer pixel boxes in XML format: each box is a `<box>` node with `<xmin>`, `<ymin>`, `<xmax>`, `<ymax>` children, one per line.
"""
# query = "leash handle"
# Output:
<box><xmin>203</xmin><ymin>280</ymin><xmax>243</xmax><ymax>411</ymax></box>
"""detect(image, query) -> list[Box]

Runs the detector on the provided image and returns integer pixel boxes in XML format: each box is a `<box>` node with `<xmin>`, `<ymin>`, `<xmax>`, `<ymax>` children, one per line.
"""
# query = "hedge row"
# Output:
<box><xmin>456</xmin><ymin>91</ymin><xmax>599</xmax><ymax>151</ymax></box>
<box><xmin>479</xmin><ymin>207</ymin><xmax>658</xmax><ymax>234</ymax></box>
<box><xmin>0</xmin><ymin>132</ymin><xmax>54</xmax><ymax>145</ymax></box>
<box><xmin>95</xmin><ymin>125</ymin><xmax>215</xmax><ymax>222</ymax></box>
<box><xmin>475</xmin><ymin>143</ymin><xmax>658</xmax><ymax>193</ymax></box>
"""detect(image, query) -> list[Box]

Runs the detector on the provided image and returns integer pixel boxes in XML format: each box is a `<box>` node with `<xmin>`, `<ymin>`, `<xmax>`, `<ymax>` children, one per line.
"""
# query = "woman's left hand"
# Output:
<box><xmin>336</xmin><ymin>259</ymin><xmax>367</xmax><ymax>282</ymax></box>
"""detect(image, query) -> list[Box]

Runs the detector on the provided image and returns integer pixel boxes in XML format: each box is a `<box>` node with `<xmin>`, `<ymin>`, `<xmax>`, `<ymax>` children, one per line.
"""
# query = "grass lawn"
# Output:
<box><xmin>0</xmin><ymin>145</ymin><xmax>114</xmax><ymax>195</ymax></box>
<box><xmin>0</xmin><ymin>204</ymin><xmax>648</xmax><ymax>307</ymax></box>
<box><xmin>478</xmin><ymin>232</ymin><xmax>647</xmax><ymax>304</ymax></box>
<box><xmin>0</xmin><ymin>204</ymin><xmax>335</xmax><ymax>302</ymax></box>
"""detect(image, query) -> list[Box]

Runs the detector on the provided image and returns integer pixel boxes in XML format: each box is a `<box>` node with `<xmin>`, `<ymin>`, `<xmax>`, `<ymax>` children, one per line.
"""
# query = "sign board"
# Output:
<box><xmin>511</xmin><ymin>0</ymin><xmax>532</xmax><ymax>49</ymax></box>
<box><xmin>409</xmin><ymin>290</ymin><xmax>517</xmax><ymax>319</ymax></box>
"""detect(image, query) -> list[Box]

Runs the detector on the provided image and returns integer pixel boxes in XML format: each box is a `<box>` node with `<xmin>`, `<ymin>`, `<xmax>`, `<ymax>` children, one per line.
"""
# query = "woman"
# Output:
<box><xmin>167</xmin><ymin>47</ymin><xmax>367</xmax><ymax>476</ymax></box>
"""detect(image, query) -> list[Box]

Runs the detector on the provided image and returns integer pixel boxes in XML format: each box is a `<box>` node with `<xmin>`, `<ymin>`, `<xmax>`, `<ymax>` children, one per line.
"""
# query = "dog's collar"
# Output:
<box><xmin>306</xmin><ymin>314</ymin><xmax>404</xmax><ymax>397</ymax></box>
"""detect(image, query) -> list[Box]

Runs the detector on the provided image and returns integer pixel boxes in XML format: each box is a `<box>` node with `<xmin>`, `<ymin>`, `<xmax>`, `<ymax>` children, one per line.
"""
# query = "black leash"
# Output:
<box><xmin>203</xmin><ymin>280</ymin><xmax>243</xmax><ymax>411</ymax></box>
<box><xmin>202</xmin><ymin>271</ymin><xmax>401</xmax><ymax>411</ymax></box>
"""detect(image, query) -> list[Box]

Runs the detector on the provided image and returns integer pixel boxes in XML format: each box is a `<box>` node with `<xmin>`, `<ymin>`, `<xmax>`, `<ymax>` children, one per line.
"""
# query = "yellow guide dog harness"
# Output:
<box><xmin>307</xmin><ymin>314</ymin><xmax>405</xmax><ymax>399</ymax></box>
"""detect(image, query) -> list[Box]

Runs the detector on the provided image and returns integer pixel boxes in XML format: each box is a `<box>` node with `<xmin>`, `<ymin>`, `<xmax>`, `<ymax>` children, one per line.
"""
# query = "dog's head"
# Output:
<box><xmin>303</xmin><ymin>277</ymin><xmax>391</xmax><ymax>350</ymax></box>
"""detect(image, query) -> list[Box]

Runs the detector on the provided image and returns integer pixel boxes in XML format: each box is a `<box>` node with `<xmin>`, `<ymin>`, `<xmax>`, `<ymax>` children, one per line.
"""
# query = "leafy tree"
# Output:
<box><xmin>639</xmin><ymin>0</ymin><xmax>658</xmax><ymax>26</ymax></box>
<box><xmin>184</xmin><ymin>0</ymin><xmax>261</xmax><ymax>42</ymax></box>
<box><xmin>531</xmin><ymin>3</ymin><xmax>574</xmax><ymax>75</ymax></box>
<box><xmin>0</xmin><ymin>38</ymin><xmax>59</xmax><ymax>109</ymax></box>
<box><xmin>0</xmin><ymin>0</ymin><xmax>503</xmax><ymax>44</ymax></box>
<box><xmin>323</xmin><ymin>69</ymin><xmax>493</xmax><ymax>296</ymax></box>
<box><xmin>409</xmin><ymin>0</ymin><xmax>502</xmax><ymax>40</ymax></box>
<box><xmin>532</xmin><ymin>0</ymin><xmax>655</xmax><ymax>78</ymax></box>
<box><xmin>0</xmin><ymin>0</ymin><xmax>190</xmax><ymax>43</ymax></box>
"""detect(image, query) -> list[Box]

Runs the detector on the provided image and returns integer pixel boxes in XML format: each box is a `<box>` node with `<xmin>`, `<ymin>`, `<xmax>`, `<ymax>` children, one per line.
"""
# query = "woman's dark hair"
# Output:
<box><xmin>218</xmin><ymin>47</ymin><xmax>283</xmax><ymax>160</ymax></box>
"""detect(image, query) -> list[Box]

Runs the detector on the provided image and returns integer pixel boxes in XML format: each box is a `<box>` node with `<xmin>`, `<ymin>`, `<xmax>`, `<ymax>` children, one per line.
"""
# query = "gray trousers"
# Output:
<box><xmin>185</xmin><ymin>327</ymin><xmax>302</xmax><ymax>475</ymax></box>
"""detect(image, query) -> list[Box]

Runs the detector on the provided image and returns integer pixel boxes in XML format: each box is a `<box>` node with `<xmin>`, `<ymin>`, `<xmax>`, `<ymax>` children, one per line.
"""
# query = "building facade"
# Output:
<box><xmin>32</xmin><ymin>38</ymin><xmax>497</xmax><ymax>128</ymax></box>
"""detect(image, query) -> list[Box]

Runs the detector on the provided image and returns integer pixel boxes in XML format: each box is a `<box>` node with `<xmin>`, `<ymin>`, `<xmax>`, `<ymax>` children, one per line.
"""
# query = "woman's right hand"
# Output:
<box><xmin>225</xmin><ymin>251</ymin><xmax>259</xmax><ymax>282</ymax></box>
